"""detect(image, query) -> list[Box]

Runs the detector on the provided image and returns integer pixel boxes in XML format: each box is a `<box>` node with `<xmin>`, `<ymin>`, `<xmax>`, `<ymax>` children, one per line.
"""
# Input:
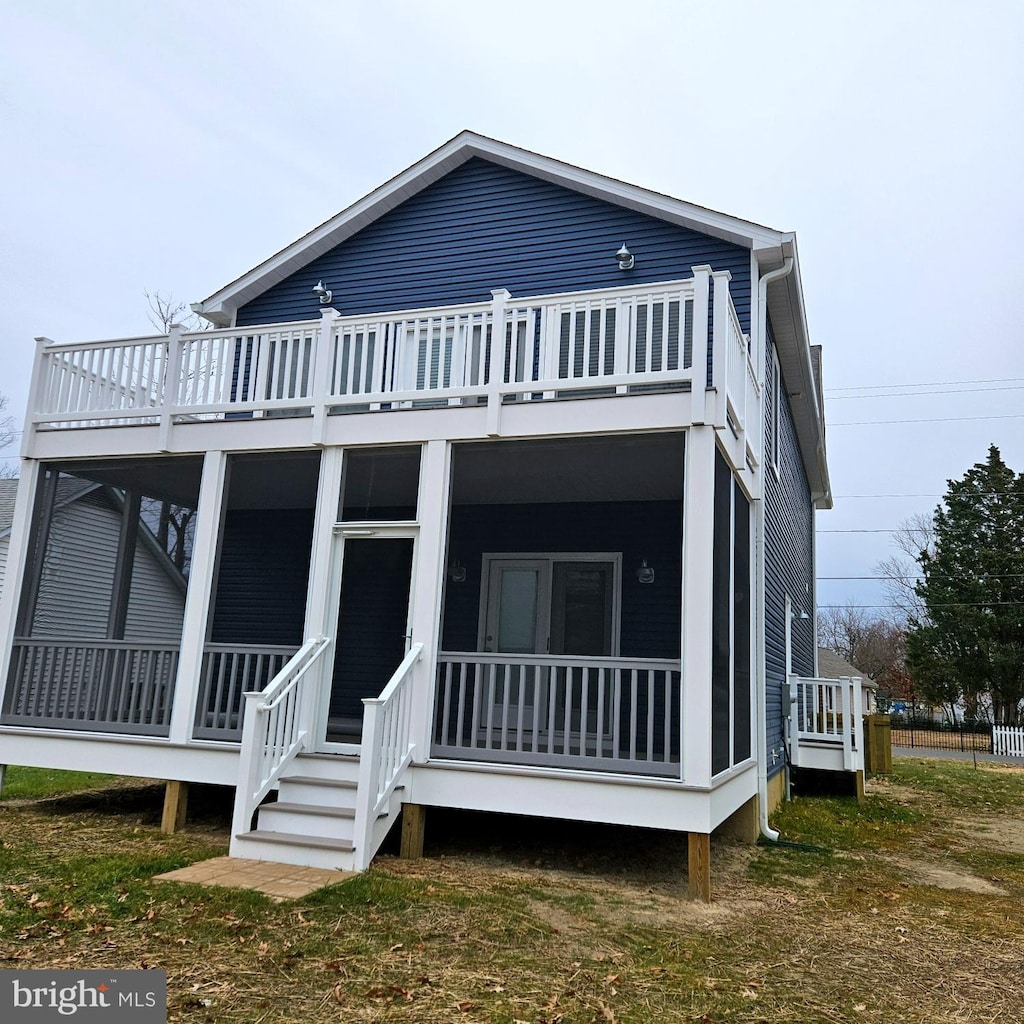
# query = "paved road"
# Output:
<box><xmin>893</xmin><ymin>746</ymin><xmax>1024</xmax><ymax>767</ymax></box>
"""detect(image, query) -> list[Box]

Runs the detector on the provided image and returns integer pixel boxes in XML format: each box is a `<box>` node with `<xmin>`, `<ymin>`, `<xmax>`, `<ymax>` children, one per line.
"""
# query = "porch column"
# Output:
<box><xmin>0</xmin><ymin>460</ymin><xmax>41</xmax><ymax>708</ymax></box>
<box><xmin>298</xmin><ymin>445</ymin><xmax>345</xmax><ymax>738</ymax></box>
<box><xmin>167</xmin><ymin>450</ymin><xmax>228</xmax><ymax>744</ymax></box>
<box><xmin>680</xmin><ymin>425</ymin><xmax>716</xmax><ymax>787</ymax></box>
<box><xmin>408</xmin><ymin>439</ymin><xmax>451</xmax><ymax>762</ymax></box>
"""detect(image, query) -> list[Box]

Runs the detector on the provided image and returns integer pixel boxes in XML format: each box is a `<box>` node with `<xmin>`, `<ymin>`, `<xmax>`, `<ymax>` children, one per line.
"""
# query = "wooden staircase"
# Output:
<box><xmin>230</xmin><ymin>753</ymin><xmax>402</xmax><ymax>871</ymax></box>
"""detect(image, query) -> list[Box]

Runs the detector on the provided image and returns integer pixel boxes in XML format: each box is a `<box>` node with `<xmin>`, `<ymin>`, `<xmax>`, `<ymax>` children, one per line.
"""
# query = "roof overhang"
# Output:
<box><xmin>193</xmin><ymin>130</ymin><xmax>789</xmax><ymax>326</ymax></box>
<box><xmin>755</xmin><ymin>238</ymin><xmax>832</xmax><ymax>508</ymax></box>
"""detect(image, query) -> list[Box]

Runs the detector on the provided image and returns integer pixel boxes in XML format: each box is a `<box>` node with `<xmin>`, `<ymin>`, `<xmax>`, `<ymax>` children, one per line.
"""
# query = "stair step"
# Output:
<box><xmin>265</xmin><ymin>801</ymin><xmax>355</xmax><ymax>819</ymax></box>
<box><xmin>280</xmin><ymin>775</ymin><xmax>357</xmax><ymax>790</ymax></box>
<box><xmin>237</xmin><ymin>830</ymin><xmax>355</xmax><ymax>853</ymax></box>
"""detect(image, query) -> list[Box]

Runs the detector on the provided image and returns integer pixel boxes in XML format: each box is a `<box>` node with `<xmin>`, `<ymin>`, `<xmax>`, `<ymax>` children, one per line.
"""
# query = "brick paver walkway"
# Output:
<box><xmin>155</xmin><ymin>857</ymin><xmax>354</xmax><ymax>900</ymax></box>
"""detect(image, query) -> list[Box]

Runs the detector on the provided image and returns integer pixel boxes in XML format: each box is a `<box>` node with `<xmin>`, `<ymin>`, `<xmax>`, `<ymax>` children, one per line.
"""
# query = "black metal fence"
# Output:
<box><xmin>889</xmin><ymin>716</ymin><xmax>992</xmax><ymax>753</ymax></box>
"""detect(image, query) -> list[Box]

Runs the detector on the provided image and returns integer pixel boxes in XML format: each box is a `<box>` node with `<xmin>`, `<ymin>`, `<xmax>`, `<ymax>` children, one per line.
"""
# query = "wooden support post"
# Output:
<box><xmin>687</xmin><ymin>832</ymin><xmax>711</xmax><ymax>902</ymax></box>
<box><xmin>400</xmin><ymin>803</ymin><xmax>426</xmax><ymax>860</ymax></box>
<box><xmin>715</xmin><ymin>795</ymin><xmax>759</xmax><ymax>844</ymax></box>
<box><xmin>161</xmin><ymin>781</ymin><xmax>189</xmax><ymax>834</ymax></box>
<box><xmin>854</xmin><ymin>770</ymin><xmax>866</xmax><ymax>804</ymax></box>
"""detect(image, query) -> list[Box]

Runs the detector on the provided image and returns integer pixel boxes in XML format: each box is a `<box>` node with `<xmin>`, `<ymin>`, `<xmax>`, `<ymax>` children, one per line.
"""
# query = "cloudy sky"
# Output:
<box><xmin>1</xmin><ymin>0</ymin><xmax>1022</xmax><ymax>614</ymax></box>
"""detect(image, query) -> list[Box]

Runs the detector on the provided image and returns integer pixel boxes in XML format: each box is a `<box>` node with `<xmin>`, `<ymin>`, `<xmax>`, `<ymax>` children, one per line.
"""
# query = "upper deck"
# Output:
<box><xmin>23</xmin><ymin>269</ymin><xmax>760</xmax><ymax>476</ymax></box>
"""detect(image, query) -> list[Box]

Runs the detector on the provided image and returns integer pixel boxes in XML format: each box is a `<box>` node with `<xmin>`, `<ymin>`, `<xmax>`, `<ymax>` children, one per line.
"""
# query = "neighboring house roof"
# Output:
<box><xmin>191</xmin><ymin>131</ymin><xmax>829</xmax><ymax>504</ymax></box>
<box><xmin>0</xmin><ymin>477</ymin><xmax>97</xmax><ymax>541</ymax></box>
<box><xmin>817</xmin><ymin>647</ymin><xmax>878</xmax><ymax>689</ymax></box>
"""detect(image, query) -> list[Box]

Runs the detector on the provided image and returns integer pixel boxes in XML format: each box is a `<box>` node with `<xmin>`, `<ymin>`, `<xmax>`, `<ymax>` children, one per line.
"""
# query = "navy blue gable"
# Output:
<box><xmin>236</xmin><ymin>158</ymin><xmax>751</xmax><ymax>329</ymax></box>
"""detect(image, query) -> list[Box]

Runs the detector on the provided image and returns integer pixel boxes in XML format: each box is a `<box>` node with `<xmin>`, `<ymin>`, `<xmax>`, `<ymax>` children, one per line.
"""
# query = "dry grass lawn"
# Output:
<box><xmin>1</xmin><ymin>758</ymin><xmax>1022</xmax><ymax>1023</ymax></box>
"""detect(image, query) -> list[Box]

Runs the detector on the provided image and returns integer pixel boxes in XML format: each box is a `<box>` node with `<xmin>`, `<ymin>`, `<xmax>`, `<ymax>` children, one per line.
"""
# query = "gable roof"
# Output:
<box><xmin>195</xmin><ymin>131</ymin><xmax>791</xmax><ymax>325</ymax></box>
<box><xmin>191</xmin><ymin>131</ymin><xmax>829</xmax><ymax>503</ymax></box>
<box><xmin>817</xmin><ymin>647</ymin><xmax>878</xmax><ymax>689</ymax></box>
<box><xmin>0</xmin><ymin>477</ymin><xmax>98</xmax><ymax>541</ymax></box>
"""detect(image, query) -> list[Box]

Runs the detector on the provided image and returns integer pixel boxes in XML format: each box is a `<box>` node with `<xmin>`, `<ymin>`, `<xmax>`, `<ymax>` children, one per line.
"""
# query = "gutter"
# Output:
<box><xmin>754</xmin><ymin>256</ymin><xmax>795</xmax><ymax>843</ymax></box>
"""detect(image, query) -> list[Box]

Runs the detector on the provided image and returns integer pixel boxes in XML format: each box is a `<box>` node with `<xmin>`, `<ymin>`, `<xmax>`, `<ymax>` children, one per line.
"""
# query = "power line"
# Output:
<box><xmin>825</xmin><ymin>376</ymin><xmax>1024</xmax><ymax>393</ymax></box>
<box><xmin>828</xmin><ymin>385</ymin><xmax>1024</xmax><ymax>400</ymax></box>
<box><xmin>831</xmin><ymin>413</ymin><xmax>1024</xmax><ymax>427</ymax></box>
<box><xmin>833</xmin><ymin>491</ymin><xmax>1020</xmax><ymax>499</ymax></box>
<box><xmin>819</xmin><ymin>602</ymin><xmax>1024</xmax><ymax>609</ymax></box>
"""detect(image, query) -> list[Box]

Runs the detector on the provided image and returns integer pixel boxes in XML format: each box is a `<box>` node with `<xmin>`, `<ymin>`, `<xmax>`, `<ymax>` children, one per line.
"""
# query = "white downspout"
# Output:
<box><xmin>754</xmin><ymin>256</ymin><xmax>794</xmax><ymax>842</ymax></box>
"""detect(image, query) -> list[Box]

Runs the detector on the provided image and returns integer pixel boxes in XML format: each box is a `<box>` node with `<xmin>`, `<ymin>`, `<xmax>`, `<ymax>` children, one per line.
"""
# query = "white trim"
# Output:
<box><xmin>194</xmin><ymin>131</ymin><xmax>788</xmax><ymax>325</ymax></box>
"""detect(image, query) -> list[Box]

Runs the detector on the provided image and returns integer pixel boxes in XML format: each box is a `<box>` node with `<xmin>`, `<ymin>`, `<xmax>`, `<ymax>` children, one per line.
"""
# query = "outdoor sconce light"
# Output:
<box><xmin>636</xmin><ymin>557</ymin><xmax>655</xmax><ymax>585</ymax></box>
<box><xmin>789</xmin><ymin>607</ymin><xmax>811</xmax><ymax>621</ymax></box>
<box><xmin>615</xmin><ymin>243</ymin><xmax>635</xmax><ymax>271</ymax></box>
<box><xmin>312</xmin><ymin>280</ymin><xmax>333</xmax><ymax>304</ymax></box>
<box><xmin>448</xmin><ymin>560</ymin><xmax>467</xmax><ymax>583</ymax></box>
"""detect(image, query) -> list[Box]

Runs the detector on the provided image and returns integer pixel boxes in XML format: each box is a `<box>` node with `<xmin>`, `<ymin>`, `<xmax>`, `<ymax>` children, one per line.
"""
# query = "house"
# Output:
<box><xmin>0</xmin><ymin>132</ymin><xmax>858</xmax><ymax>899</ymax></box>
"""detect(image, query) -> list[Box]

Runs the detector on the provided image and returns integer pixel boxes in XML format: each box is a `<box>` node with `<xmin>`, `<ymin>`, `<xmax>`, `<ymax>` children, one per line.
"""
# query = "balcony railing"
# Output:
<box><xmin>26</xmin><ymin>270</ymin><xmax>758</xmax><ymax>457</ymax></box>
<box><xmin>789</xmin><ymin>675</ymin><xmax>864</xmax><ymax>772</ymax></box>
<box><xmin>433</xmin><ymin>652</ymin><xmax>682</xmax><ymax>777</ymax></box>
<box><xmin>1</xmin><ymin>639</ymin><xmax>177</xmax><ymax>736</ymax></box>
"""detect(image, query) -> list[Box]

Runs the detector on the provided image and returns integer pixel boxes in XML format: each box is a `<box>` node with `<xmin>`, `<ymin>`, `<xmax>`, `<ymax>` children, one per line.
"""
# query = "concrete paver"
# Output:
<box><xmin>154</xmin><ymin>856</ymin><xmax>355</xmax><ymax>900</ymax></box>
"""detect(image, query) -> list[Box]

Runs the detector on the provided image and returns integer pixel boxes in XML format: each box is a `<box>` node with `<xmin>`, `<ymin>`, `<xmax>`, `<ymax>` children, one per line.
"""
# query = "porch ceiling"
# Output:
<box><xmin>451</xmin><ymin>433</ymin><xmax>684</xmax><ymax>505</ymax></box>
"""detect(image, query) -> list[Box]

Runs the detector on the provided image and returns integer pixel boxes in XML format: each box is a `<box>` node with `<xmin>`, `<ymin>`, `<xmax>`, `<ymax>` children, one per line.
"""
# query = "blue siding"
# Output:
<box><xmin>237</xmin><ymin>158</ymin><xmax>751</xmax><ymax>329</ymax></box>
<box><xmin>763</xmin><ymin>318</ymin><xmax>815</xmax><ymax>777</ymax></box>
<box><xmin>442</xmin><ymin>500</ymin><xmax>682</xmax><ymax>659</ymax></box>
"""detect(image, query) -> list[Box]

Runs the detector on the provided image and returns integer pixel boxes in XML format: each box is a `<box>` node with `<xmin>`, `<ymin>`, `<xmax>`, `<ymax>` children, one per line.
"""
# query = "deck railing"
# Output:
<box><xmin>26</xmin><ymin>272</ymin><xmax>757</xmax><ymax>449</ymax></box>
<box><xmin>432</xmin><ymin>652</ymin><xmax>682</xmax><ymax>777</ymax></box>
<box><xmin>789</xmin><ymin>675</ymin><xmax>864</xmax><ymax>772</ymax></box>
<box><xmin>1</xmin><ymin>638</ymin><xmax>177</xmax><ymax>735</ymax></box>
<box><xmin>193</xmin><ymin>643</ymin><xmax>300</xmax><ymax>741</ymax></box>
<box><xmin>352</xmin><ymin>642</ymin><xmax>423</xmax><ymax>870</ymax></box>
<box><xmin>230</xmin><ymin>636</ymin><xmax>330</xmax><ymax>838</ymax></box>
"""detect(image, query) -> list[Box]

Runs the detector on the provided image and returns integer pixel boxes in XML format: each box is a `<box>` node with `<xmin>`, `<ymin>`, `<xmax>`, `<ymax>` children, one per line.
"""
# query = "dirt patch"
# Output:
<box><xmin>885</xmin><ymin>854</ymin><xmax>1007</xmax><ymax>894</ymax></box>
<box><xmin>959</xmin><ymin>816</ymin><xmax>1024</xmax><ymax>854</ymax></box>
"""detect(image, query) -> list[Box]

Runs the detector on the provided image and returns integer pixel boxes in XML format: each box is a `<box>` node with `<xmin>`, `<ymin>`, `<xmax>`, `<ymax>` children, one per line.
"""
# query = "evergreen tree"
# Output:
<box><xmin>905</xmin><ymin>446</ymin><xmax>1024</xmax><ymax>725</ymax></box>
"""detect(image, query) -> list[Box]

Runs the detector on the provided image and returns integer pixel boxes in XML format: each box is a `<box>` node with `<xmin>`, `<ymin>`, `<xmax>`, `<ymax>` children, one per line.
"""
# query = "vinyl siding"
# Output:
<box><xmin>29</xmin><ymin>490</ymin><xmax>185</xmax><ymax>642</ymax></box>
<box><xmin>764</xmin><ymin>318</ymin><xmax>815</xmax><ymax>776</ymax></box>
<box><xmin>442</xmin><ymin>500</ymin><xmax>682</xmax><ymax>659</ymax></box>
<box><xmin>210</xmin><ymin>509</ymin><xmax>315</xmax><ymax>646</ymax></box>
<box><xmin>237</xmin><ymin>158</ymin><xmax>751</xmax><ymax>330</ymax></box>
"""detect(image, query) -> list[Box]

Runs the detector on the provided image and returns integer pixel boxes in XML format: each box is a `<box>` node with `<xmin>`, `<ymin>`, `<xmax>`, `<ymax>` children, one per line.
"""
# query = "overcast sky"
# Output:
<box><xmin>1</xmin><ymin>0</ymin><xmax>1022</xmax><ymax>615</ymax></box>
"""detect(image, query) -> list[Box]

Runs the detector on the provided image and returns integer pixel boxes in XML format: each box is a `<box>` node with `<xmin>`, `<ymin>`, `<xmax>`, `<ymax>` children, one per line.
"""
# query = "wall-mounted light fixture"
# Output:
<box><xmin>312</xmin><ymin>280</ymin><xmax>333</xmax><ymax>304</ymax></box>
<box><xmin>615</xmin><ymin>243</ymin><xmax>635</xmax><ymax>271</ymax></box>
<box><xmin>448</xmin><ymin>560</ymin><xmax>467</xmax><ymax>583</ymax></box>
<box><xmin>789</xmin><ymin>607</ymin><xmax>811</xmax><ymax>621</ymax></box>
<box><xmin>636</xmin><ymin>557</ymin><xmax>655</xmax><ymax>585</ymax></box>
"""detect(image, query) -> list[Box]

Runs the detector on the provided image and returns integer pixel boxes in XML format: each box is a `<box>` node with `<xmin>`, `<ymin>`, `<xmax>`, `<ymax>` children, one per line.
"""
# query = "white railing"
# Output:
<box><xmin>230</xmin><ymin>636</ymin><xmax>330</xmax><ymax>839</ymax></box>
<box><xmin>789</xmin><ymin>675</ymin><xmax>864</xmax><ymax>772</ymax></box>
<box><xmin>351</xmin><ymin>642</ymin><xmax>423</xmax><ymax>870</ymax></box>
<box><xmin>433</xmin><ymin>652</ymin><xmax>682</xmax><ymax>777</ymax></box>
<box><xmin>993</xmin><ymin>726</ymin><xmax>1024</xmax><ymax>758</ymax></box>
<box><xmin>27</xmin><ymin>272</ymin><xmax>756</xmax><ymax>449</ymax></box>
<box><xmin>35</xmin><ymin>335</ymin><xmax>168</xmax><ymax>427</ymax></box>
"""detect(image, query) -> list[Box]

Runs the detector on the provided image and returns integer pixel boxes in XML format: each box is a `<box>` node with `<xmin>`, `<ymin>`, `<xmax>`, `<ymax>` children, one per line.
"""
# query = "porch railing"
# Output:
<box><xmin>230</xmin><ymin>636</ymin><xmax>330</xmax><ymax>838</ymax></box>
<box><xmin>1</xmin><ymin>638</ymin><xmax>177</xmax><ymax>735</ymax></box>
<box><xmin>789</xmin><ymin>675</ymin><xmax>864</xmax><ymax>772</ymax></box>
<box><xmin>27</xmin><ymin>272</ymin><xmax>757</xmax><ymax>450</ymax></box>
<box><xmin>193</xmin><ymin>643</ymin><xmax>300</xmax><ymax>741</ymax></box>
<box><xmin>352</xmin><ymin>642</ymin><xmax>423</xmax><ymax>870</ymax></box>
<box><xmin>432</xmin><ymin>652</ymin><xmax>682</xmax><ymax>777</ymax></box>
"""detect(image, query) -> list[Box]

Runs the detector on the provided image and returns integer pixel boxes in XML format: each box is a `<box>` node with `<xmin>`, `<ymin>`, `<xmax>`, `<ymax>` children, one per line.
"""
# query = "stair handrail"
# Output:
<box><xmin>352</xmin><ymin>642</ymin><xmax>424</xmax><ymax>870</ymax></box>
<box><xmin>230</xmin><ymin>635</ymin><xmax>331</xmax><ymax>839</ymax></box>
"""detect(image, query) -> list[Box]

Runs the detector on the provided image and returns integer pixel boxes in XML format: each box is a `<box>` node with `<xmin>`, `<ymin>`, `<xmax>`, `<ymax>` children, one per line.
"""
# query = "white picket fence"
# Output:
<box><xmin>992</xmin><ymin>726</ymin><xmax>1024</xmax><ymax>758</ymax></box>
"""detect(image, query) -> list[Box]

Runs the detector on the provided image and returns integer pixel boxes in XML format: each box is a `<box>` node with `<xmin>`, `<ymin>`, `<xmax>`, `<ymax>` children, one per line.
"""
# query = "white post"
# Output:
<box><xmin>710</xmin><ymin>270</ymin><xmax>732</xmax><ymax>430</ymax></box>
<box><xmin>352</xmin><ymin>701</ymin><xmax>386</xmax><ymax>869</ymax></box>
<box><xmin>408</xmin><ymin>439</ymin><xmax>451</xmax><ymax>762</ymax></box>
<box><xmin>310</xmin><ymin>309</ymin><xmax>339</xmax><ymax>445</ymax></box>
<box><xmin>679</xmin><ymin>425</ymin><xmax>716</xmax><ymax>787</ymax></box>
<box><xmin>230</xmin><ymin>693</ymin><xmax>265</xmax><ymax>839</ymax></box>
<box><xmin>299</xmin><ymin>445</ymin><xmax>345</xmax><ymax>742</ymax></box>
<box><xmin>21</xmin><ymin>338</ymin><xmax>53</xmax><ymax>457</ymax></box>
<box><xmin>158</xmin><ymin>325</ymin><xmax>184</xmax><ymax>452</ymax></box>
<box><xmin>167</xmin><ymin>450</ymin><xmax>228</xmax><ymax>744</ymax></box>
<box><xmin>689</xmin><ymin>267</ymin><xmax>712</xmax><ymax>424</ymax></box>
<box><xmin>486</xmin><ymin>289</ymin><xmax>510</xmax><ymax>437</ymax></box>
<box><xmin>840</xmin><ymin>676</ymin><xmax>854</xmax><ymax>771</ymax></box>
<box><xmin>0</xmin><ymin>461</ymin><xmax>41</xmax><ymax>709</ymax></box>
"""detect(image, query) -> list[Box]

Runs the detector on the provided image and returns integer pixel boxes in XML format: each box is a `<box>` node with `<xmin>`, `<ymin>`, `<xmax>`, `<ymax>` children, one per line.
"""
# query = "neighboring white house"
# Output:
<box><xmin>0</xmin><ymin>132</ymin><xmax>859</xmax><ymax>898</ymax></box>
